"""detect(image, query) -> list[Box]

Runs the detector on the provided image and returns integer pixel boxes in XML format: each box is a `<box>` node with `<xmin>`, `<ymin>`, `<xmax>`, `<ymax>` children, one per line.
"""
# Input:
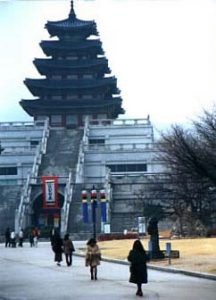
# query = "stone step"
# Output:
<box><xmin>38</xmin><ymin>128</ymin><xmax>83</xmax><ymax>177</ymax></box>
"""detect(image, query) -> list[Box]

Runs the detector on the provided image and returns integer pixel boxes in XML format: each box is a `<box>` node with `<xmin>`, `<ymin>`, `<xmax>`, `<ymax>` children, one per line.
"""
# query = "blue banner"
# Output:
<box><xmin>82</xmin><ymin>200</ymin><xmax>89</xmax><ymax>223</ymax></box>
<box><xmin>91</xmin><ymin>199</ymin><xmax>97</xmax><ymax>223</ymax></box>
<box><xmin>101</xmin><ymin>199</ymin><xmax>107</xmax><ymax>222</ymax></box>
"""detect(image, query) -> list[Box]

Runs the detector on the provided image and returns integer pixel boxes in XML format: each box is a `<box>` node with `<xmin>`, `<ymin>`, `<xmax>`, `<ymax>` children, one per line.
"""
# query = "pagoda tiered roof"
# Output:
<box><xmin>45</xmin><ymin>2</ymin><xmax>97</xmax><ymax>37</ymax></box>
<box><xmin>34</xmin><ymin>58</ymin><xmax>110</xmax><ymax>75</ymax></box>
<box><xmin>24</xmin><ymin>78</ymin><xmax>120</xmax><ymax>96</ymax></box>
<box><xmin>40</xmin><ymin>40</ymin><xmax>104</xmax><ymax>56</ymax></box>
<box><xmin>20</xmin><ymin>1</ymin><xmax>124</xmax><ymax>123</ymax></box>
<box><xmin>20</xmin><ymin>97</ymin><xmax>123</xmax><ymax>117</ymax></box>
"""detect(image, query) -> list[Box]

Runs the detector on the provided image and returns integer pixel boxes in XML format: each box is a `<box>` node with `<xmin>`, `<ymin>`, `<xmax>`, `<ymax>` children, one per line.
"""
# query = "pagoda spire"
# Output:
<box><xmin>69</xmin><ymin>0</ymin><xmax>76</xmax><ymax>18</ymax></box>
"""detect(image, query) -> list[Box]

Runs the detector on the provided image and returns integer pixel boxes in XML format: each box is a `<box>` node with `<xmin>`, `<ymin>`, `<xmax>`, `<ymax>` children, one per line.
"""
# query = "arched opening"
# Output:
<box><xmin>31</xmin><ymin>193</ymin><xmax>64</xmax><ymax>234</ymax></box>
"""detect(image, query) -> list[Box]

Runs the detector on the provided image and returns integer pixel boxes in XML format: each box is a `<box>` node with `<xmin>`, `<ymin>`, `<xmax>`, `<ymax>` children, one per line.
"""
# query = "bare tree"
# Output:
<box><xmin>157</xmin><ymin>107</ymin><xmax>216</xmax><ymax>233</ymax></box>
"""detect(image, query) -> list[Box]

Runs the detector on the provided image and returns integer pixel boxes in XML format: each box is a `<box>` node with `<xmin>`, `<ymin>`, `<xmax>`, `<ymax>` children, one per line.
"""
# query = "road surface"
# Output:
<box><xmin>0</xmin><ymin>242</ymin><xmax>215</xmax><ymax>300</ymax></box>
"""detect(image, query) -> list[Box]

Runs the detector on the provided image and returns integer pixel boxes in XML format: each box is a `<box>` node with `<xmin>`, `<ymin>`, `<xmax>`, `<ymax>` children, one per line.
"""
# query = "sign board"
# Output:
<box><xmin>138</xmin><ymin>216</ymin><xmax>146</xmax><ymax>234</ymax></box>
<box><xmin>42</xmin><ymin>176</ymin><xmax>58</xmax><ymax>208</ymax></box>
<box><xmin>104</xmin><ymin>224</ymin><xmax>111</xmax><ymax>234</ymax></box>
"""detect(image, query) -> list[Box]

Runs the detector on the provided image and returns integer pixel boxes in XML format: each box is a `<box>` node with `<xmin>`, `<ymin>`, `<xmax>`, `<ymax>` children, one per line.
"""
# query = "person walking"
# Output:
<box><xmin>18</xmin><ymin>229</ymin><xmax>24</xmax><ymax>247</ymax></box>
<box><xmin>85</xmin><ymin>238</ymin><xmax>101</xmax><ymax>280</ymax></box>
<box><xmin>63</xmin><ymin>233</ymin><xmax>75</xmax><ymax>266</ymax></box>
<box><xmin>5</xmin><ymin>227</ymin><xmax>11</xmax><ymax>247</ymax></box>
<box><xmin>127</xmin><ymin>239</ymin><xmax>149</xmax><ymax>297</ymax></box>
<box><xmin>10</xmin><ymin>230</ymin><xmax>16</xmax><ymax>248</ymax></box>
<box><xmin>29</xmin><ymin>232</ymin><xmax>34</xmax><ymax>247</ymax></box>
<box><xmin>32</xmin><ymin>227</ymin><xmax>40</xmax><ymax>247</ymax></box>
<box><xmin>52</xmin><ymin>231</ymin><xmax>63</xmax><ymax>266</ymax></box>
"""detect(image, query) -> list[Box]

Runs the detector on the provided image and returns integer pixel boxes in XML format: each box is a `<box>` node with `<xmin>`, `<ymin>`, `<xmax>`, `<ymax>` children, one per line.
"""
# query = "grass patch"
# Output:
<box><xmin>98</xmin><ymin>237</ymin><xmax>216</xmax><ymax>274</ymax></box>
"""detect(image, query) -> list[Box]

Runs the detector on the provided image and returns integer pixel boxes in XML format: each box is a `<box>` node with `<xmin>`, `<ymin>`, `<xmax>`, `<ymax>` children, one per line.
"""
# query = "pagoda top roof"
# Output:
<box><xmin>45</xmin><ymin>1</ymin><xmax>97</xmax><ymax>36</ymax></box>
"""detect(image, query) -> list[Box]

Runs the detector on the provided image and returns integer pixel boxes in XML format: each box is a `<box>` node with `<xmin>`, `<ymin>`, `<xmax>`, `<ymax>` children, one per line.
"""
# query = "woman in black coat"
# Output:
<box><xmin>127</xmin><ymin>239</ymin><xmax>149</xmax><ymax>297</ymax></box>
<box><xmin>52</xmin><ymin>231</ymin><xmax>63</xmax><ymax>266</ymax></box>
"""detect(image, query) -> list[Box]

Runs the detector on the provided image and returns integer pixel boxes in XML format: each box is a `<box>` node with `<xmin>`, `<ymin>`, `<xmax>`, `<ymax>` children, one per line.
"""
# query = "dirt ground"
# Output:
<box><xmin>98</xmin><ymin>237</ymin><xmax>216</xmax><ymax>274</ymax></box>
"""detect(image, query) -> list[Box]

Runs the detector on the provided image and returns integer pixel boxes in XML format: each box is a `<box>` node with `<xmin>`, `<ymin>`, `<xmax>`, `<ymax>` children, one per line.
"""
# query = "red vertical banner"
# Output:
<box><xmin>42</xmin><ymin>176</ymin><xmax>58</xmax><ymax>208</ymax></box>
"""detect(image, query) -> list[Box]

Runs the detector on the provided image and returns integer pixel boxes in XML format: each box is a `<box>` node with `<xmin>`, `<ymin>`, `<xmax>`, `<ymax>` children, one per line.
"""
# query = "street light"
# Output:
<box><xmin>81</xmin><ymin>186</ymin><xmax>108</xmax><ymax>239</ymax></box>
<box><xmin>91</xmin><ymin>186</ymin><xmax>97</xmax><ymax>240</ymax></box>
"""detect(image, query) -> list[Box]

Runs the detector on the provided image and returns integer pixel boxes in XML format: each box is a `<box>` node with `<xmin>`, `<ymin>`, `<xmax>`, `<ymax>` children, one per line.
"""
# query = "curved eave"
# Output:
<box><xmin>24</xmin><ymin>78</ymin><xmax>120</xmax><ymax>95</ymax></box>
<box><xmin>40</xmin><ymin>40</ymin><xmax>102</xmax><ymax>50</ymax></box>
<box><xmin>40</xmin><ymin>41</ymin><xmax>104</xmax><ymax>57</ymax></box>
<box><xmin>33</xmin><ymin>58</ymin><xmax>110</xmax><ymax>75</ymax></box>
<box><xmin>20</xmin><ymin>98</ymin><xmax>124</xmax><ymax>116</ymax></box>
<box><xmin>46</xmin><ymin>19</ymin><xmax>98</xmax><ymax>37</ymax></box>
<box><xmin>46</xmin><ymin>16</ymin><xmax>96</xmax><ymax>29</ymax></box>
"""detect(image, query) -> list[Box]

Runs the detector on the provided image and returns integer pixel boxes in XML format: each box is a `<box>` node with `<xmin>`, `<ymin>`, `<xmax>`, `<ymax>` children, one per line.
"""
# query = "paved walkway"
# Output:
<box><xmin>0</xmin><ymin>242</ymin><xmax>215</xmax><ymax>300</ymax></box>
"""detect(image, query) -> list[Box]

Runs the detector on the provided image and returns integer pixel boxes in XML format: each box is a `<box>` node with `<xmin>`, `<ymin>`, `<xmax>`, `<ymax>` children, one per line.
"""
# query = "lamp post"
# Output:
<box><xmin>81</xmin><ymin>186</ymin><xmax>108</xmax><ymax>239</ymax></box>
<box><xmin>91</xmin><ymin>186</ymin><xmax>97</xmax><ymax>240</ymax></box>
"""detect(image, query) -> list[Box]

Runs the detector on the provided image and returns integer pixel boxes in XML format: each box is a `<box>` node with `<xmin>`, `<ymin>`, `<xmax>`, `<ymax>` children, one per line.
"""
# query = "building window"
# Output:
<box><xmin>50</xmin><ymin>115</ymin><xmax>62</xmax><ymax>126</ymax></box>
<box><xmin>82</xmin><ymin>95</ymin><xmax>93</xmax><ymax>99</ymax></box>
<box><xmin>67</xmin><ymin>95</ymin><xmax>78</xmax><ymax>100</ymax></box>
<box><xmin>0</xmin><ymin>167</ymin><xmax>17</xmax><ymax>175</ymax></box>
<box><xmin>67</xmin><ymin>56</ymin><xmax>78</xmax><ymax>60</ymax></box>
<box><xmin>51</xmin><ymin>75</ymin><xmax>61</xmax><ymax>80</ymax></box>
<box><xmin>67</xmin><ymin>75</ymin><xmax>78</xmax><ymax>79</ymax></box>
<box><xmin>107</xmin><ymin>164</ymin><xmax>147</xmax><ymax>173</ymax></box>
<box><xmin>83</xmin><ymin>74</ymin><xmax>93</xmax><ymax>79</ymax></box>
<box><xmin>30</xmin><ymin>141</ymin><xmax>39</xmax><ymax>146</ymax></box>
<box><xmin>52</xmin><ymin>96</ymin><xmax>62</xmax><ymax>100</ymax></box>
<box><xmin>89</xmin><ymin>139</ymin><xmax>105</xmax><ymax>145</ymax></box>
<box><xmin>37</xmin><ymin>115</ymin><xmax>47</xmax><ymax>121</ymax></box>
<box><xmin>66</xmin><ymin>115</ymin><xmax>78</xmax><ymax>125</ymax></box>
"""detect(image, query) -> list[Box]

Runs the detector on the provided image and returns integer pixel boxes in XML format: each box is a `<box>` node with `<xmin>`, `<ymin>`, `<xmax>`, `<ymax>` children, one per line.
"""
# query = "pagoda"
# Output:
<box><xmin>20</xmin><ymin>1</ymin><xmax>124</xmax><ymax>127</ymax></box>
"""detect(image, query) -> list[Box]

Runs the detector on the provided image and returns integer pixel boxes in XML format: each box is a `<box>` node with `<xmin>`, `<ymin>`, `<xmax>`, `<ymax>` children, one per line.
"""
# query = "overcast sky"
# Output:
<box><xmin>0</xmin><ymin>0</ymin><xmax>216</xmax><ymax>132</ymax></box>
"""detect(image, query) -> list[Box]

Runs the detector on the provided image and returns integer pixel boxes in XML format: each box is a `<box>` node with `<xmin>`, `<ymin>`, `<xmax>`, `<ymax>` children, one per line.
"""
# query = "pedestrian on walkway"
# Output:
<box><xmin>127</xmin><ymin>239</ymin><xmax>149</xmax><ymax>297</ymax></box>
<box><xmin>5</xmin><ymin>227</ymin><xmax>11</xmax><ymax>247</ymax></box>
<box><xmin>32</xmin><ymin>227</ymin><xmax>40</xmax><ymax>247</ymax></box>
<box><xmin>50</xmin><ymin>227</ymin><xmax>55</xmax><ymax>246</ymax></box>
<box><xmin>10</xmin><ymin>230</ymin><xmax>16</xmax><ymax>248</ymax></box>
<box><xmin>18</xmin><ymin>229</ymin><xmax>24</xmax><ymax>247</ymax></box>
<box><xmin>63</xmin><ymin>233</ymin><xmax>75</xmax><ymax>266</ymax></box>
<box><xmin>85</xmin><ymin>238</ymin><xmax>101</xmax><ymax>280</ymax></box>
<box><xmin>29</xmin><ymin>230</ymin><xmax>34</xmax><ymax>247</ymax></box>
<box><xmin>52</xmin><ymin>231</ymin><xmax>63</xmax><ymax>266</ymax></box>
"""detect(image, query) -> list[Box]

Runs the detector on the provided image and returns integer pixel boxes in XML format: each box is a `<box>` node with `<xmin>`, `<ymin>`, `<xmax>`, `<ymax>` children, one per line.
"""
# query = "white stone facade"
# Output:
<box><xmin>83</xmin><ymin>118</ymin><xmax>165</xmax><ymax>186</ymax></box>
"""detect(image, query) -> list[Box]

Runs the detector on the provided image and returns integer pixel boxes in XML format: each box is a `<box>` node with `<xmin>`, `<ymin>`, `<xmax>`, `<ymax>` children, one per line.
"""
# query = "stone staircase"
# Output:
<box><xmin>35</xmin><ymin>128</ymin><xmax>88</xmax><ymax>236</ymax></box>
<box><xmin>38</xmin><ymin>128</ymin><xmax>83</xmax><ymax>179</ymax></box>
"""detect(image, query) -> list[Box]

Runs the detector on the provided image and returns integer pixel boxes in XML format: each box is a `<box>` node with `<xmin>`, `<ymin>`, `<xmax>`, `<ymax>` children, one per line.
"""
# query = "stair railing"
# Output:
<box><xmin>31</xmin><ymin>119</ymin><xmax>49</xmax><ymax>182</ymax></box>
<box><xmin>104</xmin><ymin>167</ymin><xmax>112</xmax><ymax>224</ymax></box>
<box><xmin>61</xmin><ymin>170</ymin><xmax>74</xmax><ymax>236</ymax></box>
<box><xmin>15</xmin><ymin>119</ymin><xmax>50</xmax><ymax>233</ymax></box>
<box><xmin>75</xmin><ymin>116</ymin><xmax>89</xmax><ymax>183</ymax></box>
<box><xmin>60</xmin><ymin>118</ymin><xmax>89</xmax><ymax>236</ymax></box>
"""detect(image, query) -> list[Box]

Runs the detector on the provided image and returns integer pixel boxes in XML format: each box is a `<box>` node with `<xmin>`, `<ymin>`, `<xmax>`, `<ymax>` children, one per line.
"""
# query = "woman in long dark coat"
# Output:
<box><xmin>63</xmin><ymin>233</ymin><xmax>75</xmax><ymax>266</ymax></box>
<box><xmin>52</xmin><ymin>231</ymin><xmax>63</xmax><ymax>266</ymax></box>
<box><xmin>127</xmin><ymin>239</ymin><xmax>149</xmax><ymax>297</ymax></box>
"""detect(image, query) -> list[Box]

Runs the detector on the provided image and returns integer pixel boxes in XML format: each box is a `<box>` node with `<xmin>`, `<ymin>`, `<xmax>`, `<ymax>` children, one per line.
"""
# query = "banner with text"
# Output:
<box><xmin>42</xmin><ymin>176</ymin><xmax>58</xmax><ymax>208</ymax></box>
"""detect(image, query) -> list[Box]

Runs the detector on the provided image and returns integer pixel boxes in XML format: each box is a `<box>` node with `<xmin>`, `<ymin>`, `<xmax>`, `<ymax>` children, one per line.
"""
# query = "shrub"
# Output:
<box><xmin>98</xmin><ymin>232</ymin><xmax>139</xmax><ymax>241</ymax></box>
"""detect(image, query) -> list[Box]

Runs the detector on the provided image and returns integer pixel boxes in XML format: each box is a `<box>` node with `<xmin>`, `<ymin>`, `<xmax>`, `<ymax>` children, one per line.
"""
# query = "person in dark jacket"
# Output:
<box><xmin>5</xmin><ymin>227</ymin><xmax>11</xmax><ymax>247</ymax></box>
<box><xmin>52</xmin><ymin>231</ymin><xmax>63</xmax><ymax>266</ymax></box>
<box><xmin>63</xmin><ymin>233</ymin><xmax>75</xmax><ymax>266</ymax></box>
<box><xmin>127</xmin><ymin>239</ymin><xmax>149</xmax><ymax>297</ymax></box>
